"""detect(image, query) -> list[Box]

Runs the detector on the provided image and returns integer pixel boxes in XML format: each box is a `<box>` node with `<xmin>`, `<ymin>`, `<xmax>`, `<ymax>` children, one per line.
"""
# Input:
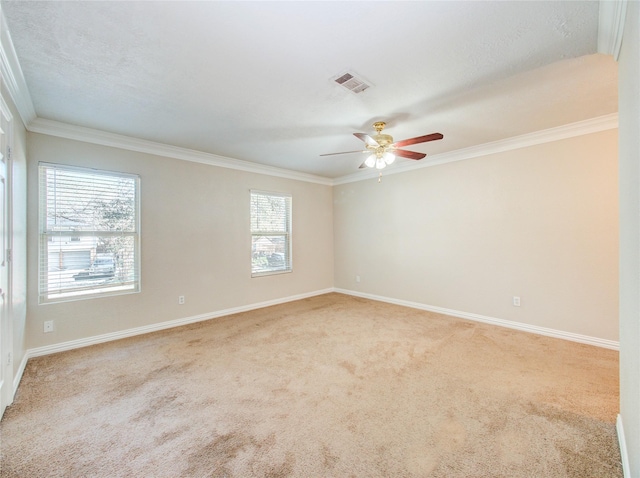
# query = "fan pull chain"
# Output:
<box><xmin>378</xmin><ymin>172</ymin><xmax>382</xmax><ymax>183</ymax></box>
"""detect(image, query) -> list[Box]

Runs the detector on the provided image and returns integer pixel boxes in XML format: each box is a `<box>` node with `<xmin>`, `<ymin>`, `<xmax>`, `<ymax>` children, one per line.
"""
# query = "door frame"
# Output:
<box><xmin>0</xmin><ymin>90</ymin><xmax>14</xmax><ymax>419</ymax></box>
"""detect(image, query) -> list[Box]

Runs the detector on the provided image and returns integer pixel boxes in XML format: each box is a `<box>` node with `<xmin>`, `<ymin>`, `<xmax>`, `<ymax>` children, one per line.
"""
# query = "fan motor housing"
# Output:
<box><xmin>372</xmin><ymin>133</ymin><xmax>393</xmax><ymax>147</ymax></box>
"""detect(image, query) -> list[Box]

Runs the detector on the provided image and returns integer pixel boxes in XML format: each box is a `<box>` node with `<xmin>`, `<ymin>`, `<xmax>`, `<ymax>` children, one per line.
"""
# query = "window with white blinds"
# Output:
<box><xmin>39</xmin><ymin>163</ymin><xmax>140</xmax><ymax>303</ymax></box>
<box><xmin>250</xmin><ymin>190</ymin><xmax>292</xmax><ymax>276</ymax></box>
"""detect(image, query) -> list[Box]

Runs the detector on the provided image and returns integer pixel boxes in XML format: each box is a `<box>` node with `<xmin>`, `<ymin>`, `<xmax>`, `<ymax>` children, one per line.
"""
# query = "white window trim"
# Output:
<box><xmin>250</xmin><ymin>189</ymin><xmax>292</xmax><ymax>278</ymax></box>
<box><xmin>38</xmin><ymin>162</ymin><xmax>141</xmax><ymax>304</ymax></box>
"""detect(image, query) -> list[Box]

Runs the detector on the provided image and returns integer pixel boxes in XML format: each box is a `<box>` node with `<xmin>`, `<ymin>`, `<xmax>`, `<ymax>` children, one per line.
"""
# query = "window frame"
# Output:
<box><xmin>38</xmin><ymin>162</ymin><xmax>141</xmax><ymax>304</ymax></box>
<box><xmin>250</xmin><ymin>189</ymin><xmax>292</xmax><ymax>278</ymax></box>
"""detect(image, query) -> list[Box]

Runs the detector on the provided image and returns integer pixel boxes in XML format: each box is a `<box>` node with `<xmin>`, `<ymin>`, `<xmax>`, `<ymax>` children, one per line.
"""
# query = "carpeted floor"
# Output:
<box><xmin>0</xmin><ymin>293</ymin><xmax>621</xmax><ymax>477</ymax></box>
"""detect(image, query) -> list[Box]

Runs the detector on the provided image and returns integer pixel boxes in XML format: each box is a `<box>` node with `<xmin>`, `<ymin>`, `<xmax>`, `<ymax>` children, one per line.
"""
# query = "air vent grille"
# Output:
<box><xmin>334</xmin><ymin>71</ymin><xmax>372</xmax><ymax>94</ymax></box>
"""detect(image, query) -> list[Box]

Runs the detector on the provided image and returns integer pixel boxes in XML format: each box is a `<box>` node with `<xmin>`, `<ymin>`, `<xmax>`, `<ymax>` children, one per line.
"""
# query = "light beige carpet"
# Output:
<box><xmin>1</xmin><ymin>293</ymin><xmax>621</xmax><ymax>477</ymax></box>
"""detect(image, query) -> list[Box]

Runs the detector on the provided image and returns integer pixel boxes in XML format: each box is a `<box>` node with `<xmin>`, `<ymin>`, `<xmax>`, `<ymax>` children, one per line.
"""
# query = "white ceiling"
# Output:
<box><xmin>1</xmin><ymin>1</ymin><xmax>618</xmax><ymax>179</ymax></box>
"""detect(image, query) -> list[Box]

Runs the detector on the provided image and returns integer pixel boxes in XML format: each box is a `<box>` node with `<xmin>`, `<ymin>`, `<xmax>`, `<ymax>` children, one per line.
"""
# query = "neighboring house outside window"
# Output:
<box><xmin>250</xmin><ymin>190</ymin><xmax>292</xmax><ymax>276</ymax></box>
<box><xmin>38</xmin><ymin>163</ymin><xmax>140</xmax><ymax>303</ymax></box>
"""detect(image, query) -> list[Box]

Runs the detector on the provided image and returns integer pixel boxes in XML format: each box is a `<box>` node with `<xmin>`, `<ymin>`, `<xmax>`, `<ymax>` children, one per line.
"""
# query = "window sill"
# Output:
<box><xmin>251</xmin><ymin>269</ymin><xmax>292</xmax><ymax>278</ymax></box>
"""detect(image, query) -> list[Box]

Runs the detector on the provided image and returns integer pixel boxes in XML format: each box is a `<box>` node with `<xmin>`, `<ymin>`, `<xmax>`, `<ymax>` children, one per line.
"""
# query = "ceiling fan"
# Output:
<box><xmin>321</xmin><ymin>121</ymin><xmax>443</xmax><ymax>170</ymax></box>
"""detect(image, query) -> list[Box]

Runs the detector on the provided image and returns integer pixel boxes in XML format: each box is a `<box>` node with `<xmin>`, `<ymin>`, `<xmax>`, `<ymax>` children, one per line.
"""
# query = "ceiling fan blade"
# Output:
<box><xmin>354</xmin><ymin>133</ymin><xmax>379</xmax><ymax>147</ymax></box>
<box><xmin>393</xmin><ymin>133</ymin><xmax>443</xmax><ymax>148</ymax></box>
<box><xmin>359</xmin><ymin>162</ymin><xmax>368</xmax><ymax>169</ymax></box>
<box><xmin>320</xmin><ymin>150</ymin><xmax>366</xmax><ymax>157</ymax></box>
<box><xmin>394</xmin><ymin>149</ymin><xmax>427</xmax><ymax>160</ymax></box>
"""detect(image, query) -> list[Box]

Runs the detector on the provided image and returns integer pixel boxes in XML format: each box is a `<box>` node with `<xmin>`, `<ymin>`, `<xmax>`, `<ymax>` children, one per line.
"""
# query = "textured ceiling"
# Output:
<box><xmin>1</xmin><ymin>1</ymin><xmax>617</xmax><ymax>179</ymax></box>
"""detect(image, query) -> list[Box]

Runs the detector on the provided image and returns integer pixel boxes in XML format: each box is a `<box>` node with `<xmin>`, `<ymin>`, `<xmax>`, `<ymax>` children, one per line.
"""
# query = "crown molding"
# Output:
<box><xmin>598</xmin><ymin>0</ymin><xmax>628</xmax><ymax>60</ymax></box>
<box><xmin>0</xmin><ymin>10</ymin><xmax>37</xmax><ymax>127</ymax></box>
<box><xmin>30</xmin><ymin>113</ymin><xmax>618</xmax><ymax>188</ymax></box>
<box><xmin>28</xmin><ymin>118</ymin><xmax>333</xmax><ymax>186</ymax></box>
<box><xmin>333</xmin><ymin>113</ymin><xmax>619</xmax><ymax>185</ymax></box>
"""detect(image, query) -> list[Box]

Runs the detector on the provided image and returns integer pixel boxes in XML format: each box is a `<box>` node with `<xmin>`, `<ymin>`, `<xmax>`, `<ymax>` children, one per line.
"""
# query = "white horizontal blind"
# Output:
<box><xmin>39</xmin><ymin>163</ymin><xmax>140</xmax><ymax>303</ymax></box>
<box><xmin>250</xmin><ymin>190</ymin><xmax>292</xmax><ymax>276</ymax></box>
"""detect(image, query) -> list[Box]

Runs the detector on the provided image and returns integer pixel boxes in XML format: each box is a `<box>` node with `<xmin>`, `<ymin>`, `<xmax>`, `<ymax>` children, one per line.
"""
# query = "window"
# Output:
<box><xmin>39</xmin><ymin>163</ymin><xmax>140</xmax><ymax>303</ymax></box>
<box><xmin>250</xmin><ymin>190</ymin><xmax>292</xmax><ymax>276</ymax></box>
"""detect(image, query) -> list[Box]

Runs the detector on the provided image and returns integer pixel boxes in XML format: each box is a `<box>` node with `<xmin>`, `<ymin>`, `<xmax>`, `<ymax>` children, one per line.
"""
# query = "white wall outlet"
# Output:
<box><xmin>43</xmin><ymin>320</ymin><xmax>54</xmax><ymax>333</ymax></box>
<box><xmin>513</xmin><ymin>296</ymin><xmax>521</xmax><ymax>307</ymax></box>
<box><xmin>355</xmin><ymin>275</ymin><xmax>361</xmax><ymax>283</ymax></box>
<box><xmin>178</xmin><ymin>295</ymin><xmax>185</xmax><ymax>305</ymax></box>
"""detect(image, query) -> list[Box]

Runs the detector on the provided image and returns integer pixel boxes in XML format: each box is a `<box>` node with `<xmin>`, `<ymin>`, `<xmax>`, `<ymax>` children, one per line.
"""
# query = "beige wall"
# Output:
<box><xmin>618</xmin><ymin>1</ymin><xmax>639</xmax><ymax>474</ymax></box>
<box><xmin>25</xmin><ymin>128</ymin><xmax>620</xmax><ymax>348</ymax></box>
<box><xmin>26</xmin><ymin>133</ymin><xmax>334</xmax><ymax>348</ymax></box>
<box><xmin>334</xmin><ymin>130</ymin><xmax>619</xmax><ymax>341</ymax></box>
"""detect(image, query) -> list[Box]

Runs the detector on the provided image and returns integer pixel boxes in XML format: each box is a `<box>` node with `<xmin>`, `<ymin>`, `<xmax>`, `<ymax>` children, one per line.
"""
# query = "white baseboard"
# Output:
<box><xmin>617</xmin><ymin>414</ymin><xmax>630</xmax><ymax>478</ymax></box>
<box><xmin>25</xmin><ymin>288</ymin><xmax>333</xmax><ymax>359</ymax></box>
<box><xmin>334</xmin><ymin>288</ymin><xmax>619</xmax><ymax>350</ymax></box>
<box><xmin>12</xmin><ymin>352</ymin><xmax>28</xmax><ymax>400</ymax></box>
<box><xmin>16</xmin><ymin>287</ymin><xmax>618</xmax><ymax>400</ymax></box>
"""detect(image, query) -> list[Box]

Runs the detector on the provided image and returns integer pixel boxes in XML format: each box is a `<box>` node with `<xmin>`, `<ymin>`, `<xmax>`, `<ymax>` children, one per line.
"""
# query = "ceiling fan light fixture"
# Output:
<box><xmin>383</xmin><ymin>152</ymin><xmax>395</xmax><ymax>165</ymax></box>
<box><xmin>321</xmin><ymin>121</ymin><xmax>443</xmax><ymax>177</ymax></box>
<box><xmin>365</xmin><ymin>154</ymin><xmax>376</xmax><ymax>168</ymax></box>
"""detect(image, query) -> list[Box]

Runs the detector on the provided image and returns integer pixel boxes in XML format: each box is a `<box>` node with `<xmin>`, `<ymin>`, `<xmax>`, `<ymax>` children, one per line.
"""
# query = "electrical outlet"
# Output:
<box><xmin>355</xmin><ymin>275</ymin><xmax>361</xmax><ymax>283</ymax></box>
<box><xmin>178</xmin><ymin>295</ymin><xmax>185</xmax><ymax>305</ymax></box>
<box><xmin>43</xmin><ymin>320</ymin><xmax>54</xmax><ymax>333</ymax></box>
<box><xmin>513</xmin><ymin>296</ymin><xmax>521</xmax><ymax>307</ymax></box>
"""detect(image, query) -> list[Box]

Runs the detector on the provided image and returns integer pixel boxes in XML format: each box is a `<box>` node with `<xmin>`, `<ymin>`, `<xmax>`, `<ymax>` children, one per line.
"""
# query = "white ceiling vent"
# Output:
<box><xmin>333</xmin><ymin>71</ymin><xmax>372</xmax><ymax>94</ymax></box>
